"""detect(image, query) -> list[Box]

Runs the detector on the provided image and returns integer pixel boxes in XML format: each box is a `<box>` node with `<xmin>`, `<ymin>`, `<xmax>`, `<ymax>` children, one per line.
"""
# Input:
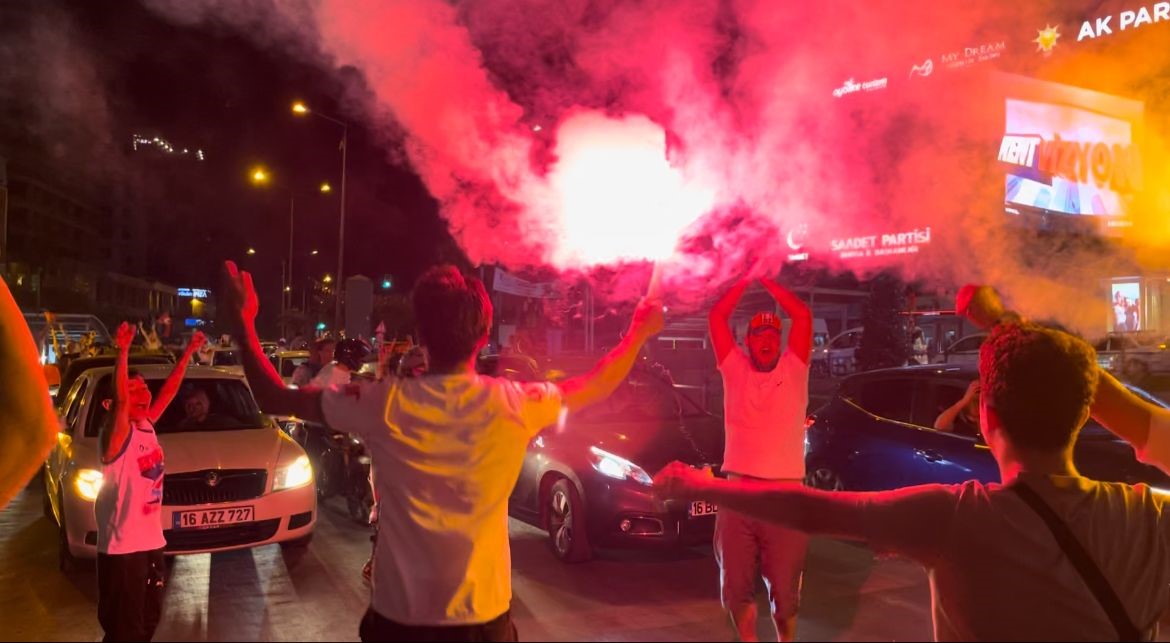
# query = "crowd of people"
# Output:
<box><xmin>6</xmin><ymin>267</ymin><xmax>1170</xmax><ymax>642</ymax></box>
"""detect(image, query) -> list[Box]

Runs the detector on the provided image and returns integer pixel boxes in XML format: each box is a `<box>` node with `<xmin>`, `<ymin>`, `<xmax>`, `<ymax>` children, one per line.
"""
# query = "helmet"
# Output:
<box><xmin>334</xmin><ymin>338</ymin><xmax>372</xmax><ymax>371</ymax></box>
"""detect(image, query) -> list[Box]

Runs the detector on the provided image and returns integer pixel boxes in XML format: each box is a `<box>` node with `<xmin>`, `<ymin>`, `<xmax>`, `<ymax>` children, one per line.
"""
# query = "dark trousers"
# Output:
<box><xmin>359</xmin><ymin>607</ymin><xmax>518</xmax><ymax>642</ymax></box>
<box><xmin>97</xmin><ymin>548</ymin><xmax>166</xmax><ymax>642</ymax></box>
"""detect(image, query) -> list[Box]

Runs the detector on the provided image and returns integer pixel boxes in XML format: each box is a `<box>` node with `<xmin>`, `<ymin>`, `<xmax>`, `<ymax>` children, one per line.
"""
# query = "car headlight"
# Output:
<box><xmin>589</xmin><ymin>447</ymin><xmax>653</xmax><ymax>486</ymax></box>
<box><xmin>75</xmin><ymin>468</ymin><xmax>104</xmax><ymax>501</ymax></box>
<box><xmin>274</xmin><ymin>455</ymin><xmax>313</xmax><ymax>491</ymax></box>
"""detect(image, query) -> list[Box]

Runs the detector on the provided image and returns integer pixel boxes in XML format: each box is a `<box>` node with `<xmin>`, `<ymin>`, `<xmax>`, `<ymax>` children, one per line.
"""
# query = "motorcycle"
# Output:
<box><xmin>283</xmin><ymin>420</ymin><xmax>373</xmax><ymax>524</ymax></box>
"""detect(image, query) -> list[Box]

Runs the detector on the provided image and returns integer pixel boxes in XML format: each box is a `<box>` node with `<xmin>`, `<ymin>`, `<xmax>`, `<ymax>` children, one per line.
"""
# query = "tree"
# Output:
<box><xmin>856</xmin><ymin>272</ymin><xmax>908</xmax><ymax>371</ymax></box>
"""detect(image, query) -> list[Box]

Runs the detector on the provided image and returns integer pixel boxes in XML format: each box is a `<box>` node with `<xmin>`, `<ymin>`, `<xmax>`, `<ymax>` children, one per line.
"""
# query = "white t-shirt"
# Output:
<box><xmin>311</xmin><ymin>362</ymin><xmax>351</xmax><ymax>389</ymax></box>
<box><xmin>860</xmin><ymin>474</ymin><xmax>1170</xmax><ymax>641</ymax></box>
<box><xmin>95</xmin><ymin>419</ymin><xmax>167</xmax><ymax>555</ymax></box>
<box><xmin>719</xmin><ymin>348</ymin><xmax>809</xmax><ymax>480</ymax></box>
<box><xmin>321</xmin><ymin>373</ymin><xmax>564</xmax><ymax>626</ymax></box>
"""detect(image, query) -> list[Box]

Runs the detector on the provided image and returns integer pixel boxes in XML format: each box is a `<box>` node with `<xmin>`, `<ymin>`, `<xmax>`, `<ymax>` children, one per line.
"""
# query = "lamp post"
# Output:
<box><xmin>293</xmin><ymin>100</ymin><xmax>349</xmax><ymax>334</ymax></box>
<box><xmin>249</xmin><ymin>166</ymin><xmax>332</xmax><ymax>337</ymax></box>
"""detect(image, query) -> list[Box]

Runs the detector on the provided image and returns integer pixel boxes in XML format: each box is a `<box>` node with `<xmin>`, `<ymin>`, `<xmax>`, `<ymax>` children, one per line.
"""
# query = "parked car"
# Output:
<box><xmin>1092</xmin><ymin>333</ymin><xmax>1170</xmax><ymax>382</ymax></box>
<box><xmin>503</xmin><ymin>364</ymin><xmax>724</xmax><ymax>562</ymax></box>
<box><xmin>825</xmin><ymin>327</ymin><xmax>863</xmax><ymax>375</ymax></box>
<box><xmin>804</xmin><ymin>365</ymin><xmax>1170</xmax><ymax>492</ymax></box>
<box><xmin>937</xmin><ymin>333</ymin><xmax>987</xmax><ymax>366</ymax></box>
<box><xmin>205</xmin><ymin>347</ymin><xmax>243</xmax><ymax>370</ymax></box>
<box><xmin>44</xmin><ymin>365</ymin><xmax>316</xmax><ymax>570</ymax></box>
<box><xmin>270</xmin><ymin>350</ymin><xmax>311</xmax><ymax>386</ymax></box>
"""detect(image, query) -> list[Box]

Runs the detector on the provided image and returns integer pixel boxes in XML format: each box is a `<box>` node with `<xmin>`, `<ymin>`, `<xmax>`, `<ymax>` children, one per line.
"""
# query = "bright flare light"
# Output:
<box><xmin>548</xmin><ymin>111</ymin><xmax>717</xmax><ymax>266</ymax></box>
<box><xmin>292</xmin><ymin>101</ymin><xmax>309</xmax><ymax>115</ymax></box>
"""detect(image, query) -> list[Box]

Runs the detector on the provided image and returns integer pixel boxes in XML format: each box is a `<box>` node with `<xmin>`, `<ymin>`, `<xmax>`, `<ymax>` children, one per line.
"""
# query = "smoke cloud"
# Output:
<box><xmin>147</xmin><ymin>0</ymin><xmax>1170</xmax><ymax>333</ymax></box>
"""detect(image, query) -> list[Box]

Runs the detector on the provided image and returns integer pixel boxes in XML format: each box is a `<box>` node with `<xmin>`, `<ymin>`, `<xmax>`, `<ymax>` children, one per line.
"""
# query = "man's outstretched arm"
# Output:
<box><xmin>222</xmin><ymin>261</ymin><xmax>325</xmax><ymax>423</ymax></box>
<box><xmin>654</xmin><ymin>462</ymin><xmax>954</xmax><ymax>564</ymax></box>
<box><xmin>560</xmin><ymin>298</ymin><xmax>663</xmax><ymax>412</ymax></box>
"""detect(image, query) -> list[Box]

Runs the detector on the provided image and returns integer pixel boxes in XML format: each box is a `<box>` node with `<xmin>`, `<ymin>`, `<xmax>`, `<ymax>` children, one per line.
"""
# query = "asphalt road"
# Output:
<box><xmin>1</xmin><ymin>480</ymin><xmax>934</xmax><ymax>641</ymax></box>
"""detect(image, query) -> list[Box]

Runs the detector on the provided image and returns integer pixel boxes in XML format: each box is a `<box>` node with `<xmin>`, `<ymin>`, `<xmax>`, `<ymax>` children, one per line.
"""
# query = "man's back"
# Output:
<box><xmin>871</xmin><ymin>474</ymin><xmax>1170</xmax><ymax>641</ymax></box>
<box><xmin>320</xmin><ymin>372</ymin><xmax>563</xmax><ymax>626</ymax></box>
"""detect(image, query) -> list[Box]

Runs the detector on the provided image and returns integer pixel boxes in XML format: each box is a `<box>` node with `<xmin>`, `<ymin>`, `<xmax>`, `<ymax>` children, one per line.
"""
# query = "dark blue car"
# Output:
<box><xmin>804</xmin><ymin>365</ymin><xmax>1170</xmax><ymax>491</ymax></box>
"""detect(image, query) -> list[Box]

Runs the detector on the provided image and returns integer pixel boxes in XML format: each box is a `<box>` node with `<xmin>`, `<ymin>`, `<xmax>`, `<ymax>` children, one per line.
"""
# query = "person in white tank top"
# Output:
<box><xmin>95</xmin><ymin>323</ymin><xmax>203</xmax><ymax>642</ymax></box>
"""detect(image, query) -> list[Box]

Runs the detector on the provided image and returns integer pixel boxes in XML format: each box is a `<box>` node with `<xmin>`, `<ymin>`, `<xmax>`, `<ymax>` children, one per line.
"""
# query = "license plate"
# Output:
<box><xmin>689</xmin><ymin>501</ymin><xmax>718</xmax><ymax>517</ymax></box>
<box><xmin>173</xmin><ymin>505</ymin><xmax>254</xmax><ymax>529</ymax></box>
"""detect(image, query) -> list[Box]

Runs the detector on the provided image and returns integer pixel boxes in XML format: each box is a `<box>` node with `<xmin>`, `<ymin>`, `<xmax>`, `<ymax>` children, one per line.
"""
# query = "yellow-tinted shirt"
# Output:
<box><xmin>321</xmin><ymin>373</ymin><xmax>563</xmax><ymax>625</ymax></box>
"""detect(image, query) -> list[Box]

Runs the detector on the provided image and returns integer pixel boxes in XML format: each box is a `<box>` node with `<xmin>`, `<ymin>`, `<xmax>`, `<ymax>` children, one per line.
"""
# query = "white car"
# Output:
<box><xmin>826</xmin><ymin>327</ymin><xmax>863</xmax><ymax>376</ymax></box>
<box><xmin>44</xmin><ymin>365</ymin><xmax>316</xmax><ymax>570</ymax></box>
<box><xmin>939</xmin><ymin>333</ymin><xmax>987</xmax><ymax>366</ymax></box>
<box><xmin>270</xmin><ymin>350</ymin><xmax>311</xmax><ymax>387</ymax></box>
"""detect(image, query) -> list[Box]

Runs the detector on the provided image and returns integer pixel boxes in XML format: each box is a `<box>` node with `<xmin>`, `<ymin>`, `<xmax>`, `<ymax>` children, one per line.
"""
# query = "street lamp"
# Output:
<box><xmin>246</xmin><ymin>247</ymin><xmax>257</xmax><ymax>256</ymax></box>
<box><xmin>292</xmin><ymin>100</ymin><xmax>349</xmax><ymax>333</ymax></box>
<box><xmin>322</xmin><ymin>274</ymin><xmax>333</xmax><ymax>284</ymax></box>
<box><xmin>319</xmin><ymin>182</ymin><xmax>332</xmax><ymax>194</ymax></box>
<box><xmin>310</xmin><ymin>249</ymin><xmax>319</xmax><ymax>256</ymax></box>
<box><xmin>248</xmin><ymin>166</ymin><xmax>332</xmax><ymax>335</ymax></box>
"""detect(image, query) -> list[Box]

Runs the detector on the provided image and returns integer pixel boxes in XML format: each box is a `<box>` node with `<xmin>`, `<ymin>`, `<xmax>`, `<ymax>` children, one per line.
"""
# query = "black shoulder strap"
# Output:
<box><xmin>1011</xmin><ymin>482</ymin><xmax>1142</xmax><ymax>642</ymax></box>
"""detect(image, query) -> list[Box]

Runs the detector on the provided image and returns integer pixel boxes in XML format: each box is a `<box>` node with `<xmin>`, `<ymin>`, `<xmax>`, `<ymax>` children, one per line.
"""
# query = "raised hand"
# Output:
<box><xmin>115</xmin><ymin>322</ymin><xmax>135</xmax><ymax>352</ymax></box>
<box><xmin>187</xmin><ymin>330</ymin><xmax>207</xmax><ymax>354</ymax></box>
<box><xmin>629</xmin><ymin>298</ymin><xmax>665</xmax><ymax>341</ymax></box>
<box><xmin>222</xmin><ymin>260</ymin><xmax>260</xmax><ymax>327</ymax></box>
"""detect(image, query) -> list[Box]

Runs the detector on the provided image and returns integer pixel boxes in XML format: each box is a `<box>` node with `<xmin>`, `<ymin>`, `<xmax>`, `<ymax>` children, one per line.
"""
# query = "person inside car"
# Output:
<box><xmin>178</xmin><ymin>387</ymin><xmax>232</xmax><ymax>428</ymax></box>
<box><xmin>221</xmin><ymin>260</ymin><xmax>662</xmax><ymax>642</ymax></box>
<box><xmin>934</xmin><ymin>380</ymin><xmax>980</xmax><ymax>435</ymax></box>
<box><xmin>658</xmin><ymin>322</ymin><xmax>1170</xmax><ymax>641</ymax></box>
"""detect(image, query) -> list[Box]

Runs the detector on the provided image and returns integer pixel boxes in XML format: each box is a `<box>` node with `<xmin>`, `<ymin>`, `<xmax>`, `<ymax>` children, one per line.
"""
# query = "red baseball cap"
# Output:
<box><xmin>749</xmin><ymin>312</ymin><xmax>781</xmax><ymax>334</ymax></box>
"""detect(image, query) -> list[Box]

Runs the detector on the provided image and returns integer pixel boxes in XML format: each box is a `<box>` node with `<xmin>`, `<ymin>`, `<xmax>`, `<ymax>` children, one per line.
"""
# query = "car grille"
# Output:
<box><xmin>164</xmin><ymin>518</ymin><xmax>281</xmax><ymax>552</ymax></box>
<box><xmin>163</xmin><ymin>469</ymin><xmax>267</xmax><ymax>506</ymax></box>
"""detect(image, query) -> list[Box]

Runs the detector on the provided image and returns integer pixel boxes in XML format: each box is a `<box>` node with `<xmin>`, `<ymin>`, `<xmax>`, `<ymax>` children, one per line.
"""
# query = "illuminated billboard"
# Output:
<box><xmin>996</xmin><ymin>74</ymin><xmax>1144</xmax><ymax>232</ymax></box>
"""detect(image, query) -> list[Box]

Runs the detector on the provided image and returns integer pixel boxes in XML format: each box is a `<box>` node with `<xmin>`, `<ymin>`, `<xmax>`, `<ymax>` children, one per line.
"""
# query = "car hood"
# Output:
<box><xmin>159</xmin><ymin>428</ymin><xmax>286</xmax><ymax>474</ymax></box>
<box><xmin>563</xmin><ymin>415</ymin><xmax>725</xmax><ymax>472</ymax></box>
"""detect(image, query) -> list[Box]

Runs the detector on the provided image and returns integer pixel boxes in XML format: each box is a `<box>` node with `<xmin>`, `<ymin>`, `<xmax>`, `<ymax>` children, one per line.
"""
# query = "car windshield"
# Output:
<box><xmin>280</xmin><ymin>356</ymin><xmax>308</xmax><ymax>377</ymax></box>
<box><xmin>86</xmin><ymin>375</ymin><xmax>267</xmax><ymax>436</ymax></box>
<box><xmin>212</xmin><ymin>350</ymin><xmax>240</xmax><ymax>366</ymax></box>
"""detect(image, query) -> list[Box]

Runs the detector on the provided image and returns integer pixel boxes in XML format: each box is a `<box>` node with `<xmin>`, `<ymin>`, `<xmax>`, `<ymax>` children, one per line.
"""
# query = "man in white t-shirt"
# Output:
<box><xmin>708</xmin><ymin>276</ymin><xmax>812</xmax><ymax>642</ymax></box>
<box><xmin>221</xmin><ymin>261</ymin><xmax>663</xmax><ymax>641</ymax></box>
<box><xmin>97</xmin><ymin>323</ymin><xmax>203</xmax><ymax>642</ymax></box>
<box><xmin>659</xmin><ymin>322</ymin><xmax>1170</xmax><ymax>641</ymax></box>
<box><xmin>309</xmin><ymin>337</ymin><xmax>369</xmax><ymax>389</ymax></box>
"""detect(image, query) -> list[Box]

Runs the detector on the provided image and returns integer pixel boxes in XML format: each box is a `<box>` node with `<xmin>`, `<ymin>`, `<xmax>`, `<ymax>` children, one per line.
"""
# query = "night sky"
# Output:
<box><xmin>0</xmin><ymin>0</ymin><xmax>463</xmax><ymax>302</ymax></box>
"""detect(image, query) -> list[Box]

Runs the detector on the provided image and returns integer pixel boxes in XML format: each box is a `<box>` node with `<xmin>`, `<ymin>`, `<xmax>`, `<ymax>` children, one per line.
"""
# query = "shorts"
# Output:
<box><xmin>714</xmin><ymin>507</ymin><xmax>809</xmax><ymax>618</ymax></box>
